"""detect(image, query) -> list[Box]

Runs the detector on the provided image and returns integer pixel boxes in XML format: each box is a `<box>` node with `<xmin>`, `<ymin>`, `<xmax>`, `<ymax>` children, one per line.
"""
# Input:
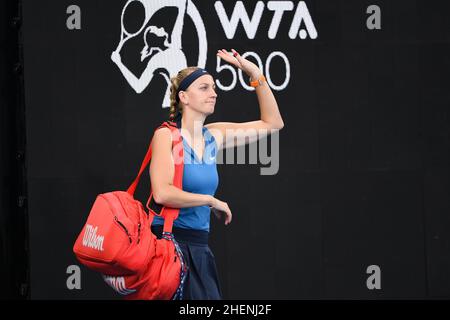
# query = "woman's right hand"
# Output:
<box><xmin>210</xmin><ymin>197</ymin><xmax>232</xmax><ymax>225</ymax></box>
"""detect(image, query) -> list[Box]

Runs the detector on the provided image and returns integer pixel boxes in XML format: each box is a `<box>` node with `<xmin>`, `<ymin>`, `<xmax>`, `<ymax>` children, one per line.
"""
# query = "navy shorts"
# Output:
<box><xmin>151</xmin><ymin>225</ymin><xmax>223</xmax><ymax>300</ymax></box>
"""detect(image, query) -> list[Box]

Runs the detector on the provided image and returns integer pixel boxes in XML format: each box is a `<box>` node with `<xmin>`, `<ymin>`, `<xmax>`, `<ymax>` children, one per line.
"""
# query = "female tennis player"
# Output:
<box><xmin>149</xmin><ymin>48</ymin><xmax>284</xmax><ymax>299</ymax></box>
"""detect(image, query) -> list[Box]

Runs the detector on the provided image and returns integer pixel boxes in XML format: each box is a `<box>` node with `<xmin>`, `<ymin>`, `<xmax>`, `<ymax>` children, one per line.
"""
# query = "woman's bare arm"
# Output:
<box><xmin>149</xmin><ymin>127</ymin><xmax>214</xmax><ymax>208</ymax></box>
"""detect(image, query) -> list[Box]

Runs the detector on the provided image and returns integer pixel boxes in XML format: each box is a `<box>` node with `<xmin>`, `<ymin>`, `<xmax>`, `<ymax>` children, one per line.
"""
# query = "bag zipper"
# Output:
<box><xmin>114</xmin><ymin>216</ymin><xmax>132</xmax><ymax>243</ymax></box>
<box><xmin>137</xmin><ymin>223</ymin><xmax>141</xmax><ymax>244</ymax></box>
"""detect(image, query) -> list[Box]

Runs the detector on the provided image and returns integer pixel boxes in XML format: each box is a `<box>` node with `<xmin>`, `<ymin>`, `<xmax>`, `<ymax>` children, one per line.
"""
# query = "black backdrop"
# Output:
<box><xmin>21</xmin><ymin>0</ymin><xmax>450</xmax><ymax>299</ymax></box>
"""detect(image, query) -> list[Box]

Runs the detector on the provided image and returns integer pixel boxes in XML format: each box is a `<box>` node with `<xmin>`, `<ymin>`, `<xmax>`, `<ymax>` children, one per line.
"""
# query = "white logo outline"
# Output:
<box><xmin>111</xmin><ymin>0</ymin><xmax>208</xmax><ymax>108</ymax></box>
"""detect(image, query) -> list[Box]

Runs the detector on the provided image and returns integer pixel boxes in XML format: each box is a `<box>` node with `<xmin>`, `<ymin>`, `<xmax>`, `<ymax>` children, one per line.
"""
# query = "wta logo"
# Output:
<box><xmin>111</xmin><ymin>0</ymin><xmax>207</xmax><ymax>108</ymax></box>
<box><xmin>82</xmin><ymin>224</ymin><xmax>105</xmax><ymax>252</ymax></box>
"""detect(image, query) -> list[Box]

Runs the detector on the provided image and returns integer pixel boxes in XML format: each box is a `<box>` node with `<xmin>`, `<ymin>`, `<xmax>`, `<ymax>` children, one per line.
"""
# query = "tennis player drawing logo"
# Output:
<box><xmin>111</xmin><ymin>0</ymin><xmax>207</xmax><ymax>108</ymax></box>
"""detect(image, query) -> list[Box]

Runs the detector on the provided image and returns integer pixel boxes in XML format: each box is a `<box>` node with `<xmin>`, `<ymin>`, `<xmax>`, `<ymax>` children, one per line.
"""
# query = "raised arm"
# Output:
<box><xmin>167</xmin><ymin>0</ymin><xmax>187</xmax><ymax>49</ymax></box>
<box><xmin>206</xmin><ymin>48</ymin><xmax>284</xmax><ymax>150</ymax></box>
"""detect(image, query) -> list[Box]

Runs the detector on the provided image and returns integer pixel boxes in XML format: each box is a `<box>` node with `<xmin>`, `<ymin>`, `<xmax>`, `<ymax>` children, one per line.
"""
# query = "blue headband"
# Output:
<box><xmin>176</xmin><ymin>68</ymin><xmax>210</xmax><ymax>103</ymax></box>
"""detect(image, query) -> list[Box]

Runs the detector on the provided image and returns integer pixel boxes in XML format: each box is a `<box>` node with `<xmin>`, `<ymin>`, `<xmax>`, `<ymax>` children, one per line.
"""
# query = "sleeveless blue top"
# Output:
<box><xmin>152</xmin><ymin>126</ymin><xmax>219</xmax><ymax>232</ymax></box>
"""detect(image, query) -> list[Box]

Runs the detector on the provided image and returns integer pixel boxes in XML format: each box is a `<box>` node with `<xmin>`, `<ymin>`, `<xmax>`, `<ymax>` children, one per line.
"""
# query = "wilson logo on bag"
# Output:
<box><xmin>73</xmin><ymin>120</ymin><xmax>188</xmax><ymax>299</ymax></box>
<box><xmin>82</xmin><ymin>224</ymin><xmax>105</xmax><ymax>252</ymax></box>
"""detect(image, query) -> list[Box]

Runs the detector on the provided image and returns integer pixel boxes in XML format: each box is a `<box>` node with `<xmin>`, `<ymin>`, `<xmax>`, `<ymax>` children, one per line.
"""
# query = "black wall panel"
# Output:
<box><xmin>20</xmin><ymin>0</ymin><xmax>450</xmax><ymax>299</ymax></box>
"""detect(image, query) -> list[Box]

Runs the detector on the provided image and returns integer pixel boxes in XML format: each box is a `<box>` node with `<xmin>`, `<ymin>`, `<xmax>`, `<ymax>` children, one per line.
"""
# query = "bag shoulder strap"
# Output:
<box><xmin>126</xmin><ymin>121</ymin><xmax>182</xmax><ymax>195</ymax></box>
<box><xmin>126</xmin><ymin>121</ymin><xmax>184</xmax><ymax>233</ymax></box>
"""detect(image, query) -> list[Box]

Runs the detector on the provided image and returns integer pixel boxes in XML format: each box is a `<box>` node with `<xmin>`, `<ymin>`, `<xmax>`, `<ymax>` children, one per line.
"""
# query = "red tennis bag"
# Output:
<box><xmin>73</xmin><ymin>121</ymin><xmax>188</xmax><ymax>299</ymax></box>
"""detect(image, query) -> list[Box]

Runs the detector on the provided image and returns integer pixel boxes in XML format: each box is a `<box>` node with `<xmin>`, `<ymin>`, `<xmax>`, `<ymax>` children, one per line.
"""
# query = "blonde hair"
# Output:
<box><xmin>168</xmin><ymin>66</ymin><xmax>201</xmax><ymax>120</ymax></box>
